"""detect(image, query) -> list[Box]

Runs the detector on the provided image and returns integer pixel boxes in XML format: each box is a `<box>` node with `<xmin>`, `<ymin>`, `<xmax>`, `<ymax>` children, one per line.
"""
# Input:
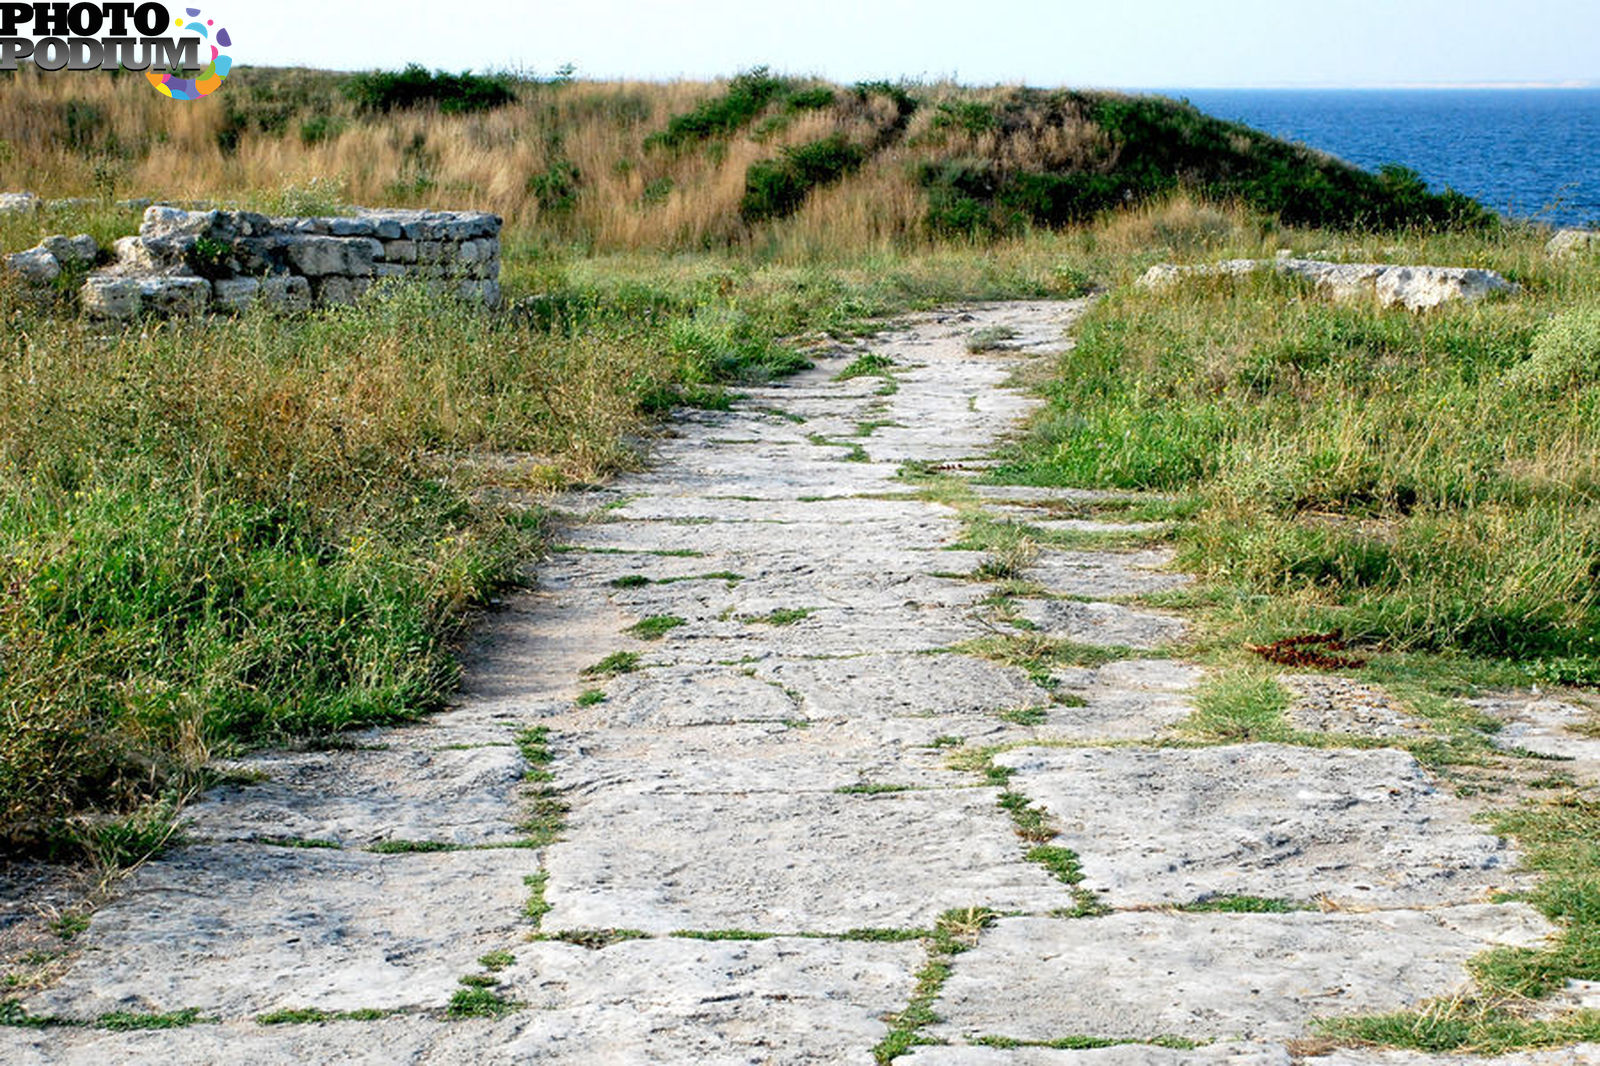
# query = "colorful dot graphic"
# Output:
<box><xmin>146</xmin><ymin>7</ymin><xmax>234</xmax><ymax>100</ymax></box>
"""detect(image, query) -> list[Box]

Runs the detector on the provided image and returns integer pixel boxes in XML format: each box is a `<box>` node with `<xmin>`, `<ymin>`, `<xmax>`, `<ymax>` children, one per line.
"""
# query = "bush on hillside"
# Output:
<box><xmin>343</xmin><ymin>64</ymin><xmax>517</xmax><ymax>114</ymax></box>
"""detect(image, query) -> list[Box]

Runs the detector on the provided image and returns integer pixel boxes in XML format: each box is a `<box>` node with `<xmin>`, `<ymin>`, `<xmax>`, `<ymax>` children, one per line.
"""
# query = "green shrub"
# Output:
<box><xmin>342</xmin><ymin>64</ymin><xmax>517</xmax><ymax>114</ymax></box>
<box><xmin>741</xmin><ymin>135</ymin><xmax>868</xmax><ymax>222</ymax></box>
<box><xmin>646</xmin><ymin>67</ymin><xmax>794</xmax><ymax>150</ymax></box>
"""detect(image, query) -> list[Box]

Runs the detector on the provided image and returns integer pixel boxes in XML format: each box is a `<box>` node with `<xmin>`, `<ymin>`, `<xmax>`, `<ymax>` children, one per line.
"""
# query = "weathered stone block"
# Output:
<box><xmin>4</xmin><ymin>247</ymin><xmax>60</xmax><ymax>284</ymax></box>
<box><xmin>384</xmin><ymin>239</ymin><xmax>418</xmax><ymax>263</ymax></box>
<box><xmin>315</xmin><ymin>276</ymin><xmax>356</xmax><ymax>306</ymax></box>
<box><xmin>138</xmin><ymin>276</ymin><xmax>211</xmax><ymax>316</ymax></box>
<box><xmin>260</xmin><ymin>275</ymin><xmax>312</xmax><ymax>311</ymax></box>
<box><xmin>38</xmin><ymin>234</ymin><xmax>99</xmax><ymax>268</ymax></box>
<box><xmin>1548</xmin><ymin>228</ymin><xmax>1597</xmax><ymax>258</ymax></box>
<box><xmin>374</xmin><ymin>262</ymin><xmax>410</xmax><ymax>280</ymax></box>
<box><xmin>111</xmin><ymin>236</ymin><xmax>158</xmax><ymax>273</ymax></box>
<box><xmin>80</xmin><ymin>276</ymin><xmax>141</xmax><ymax>318</ymax></box>
<box><xmin>211</xmin><ymin>277</ymin><xmax>261</xmax><ymax>312</ymax></box>
<box><xmin>0</xmin><ymin>191</ymin><xmax>41</xmax><ymax>215</ymax></box>
<box><xmin>285</xmin><ymin>236</ymin><xmax>380</xmax><ymax>277</ymax></box>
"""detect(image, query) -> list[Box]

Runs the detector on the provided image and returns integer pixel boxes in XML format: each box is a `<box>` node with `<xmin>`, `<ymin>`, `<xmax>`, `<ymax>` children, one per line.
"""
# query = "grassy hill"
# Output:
<box><xmin>0</xmin><ymin>65</ymin><xmax>1489</xmax><ymax>251</ymax></box>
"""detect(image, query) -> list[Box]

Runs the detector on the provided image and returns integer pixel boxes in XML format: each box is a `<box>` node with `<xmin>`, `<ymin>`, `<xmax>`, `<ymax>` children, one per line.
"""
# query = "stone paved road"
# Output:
<box><xmin>5</xmin><ymin>302</ymin><xmax>1595</xmax><ymax>1064</ymax></box>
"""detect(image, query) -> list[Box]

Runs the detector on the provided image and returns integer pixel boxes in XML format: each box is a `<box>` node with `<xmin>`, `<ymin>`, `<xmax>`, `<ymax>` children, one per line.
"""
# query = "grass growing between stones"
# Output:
<box><xmin>742</xmin><ymin>607</ymin><xmax>816</xmax><ymax>626</ymax></box>
<box><xmin>625</xmin><ymin>614</ymin><xmax>687</xmax><ymax>640</ymax></box>
<box><xmin>974</xmin><ymin>1035</ymin><xmax>1202</xmax><ymax>1051</ymax></box>
<box><xmin>956</xmin><ymin>634</ymin><xmax>1141</xmax><ymax>688</ymax></box>
<box><xmin>1316</xmin><ymin>786</ymin><xmax>1600</xmax><ymax>1052</ymax></box>
<box><xmin>581</xmin><ymin>652</ymin><xmax>641</xmax><ymax>677</ymax></box>
<box><xmin>873</xmin><ymin>907</ymin><xmax>999</xmax><ymax>1063</ymax></box>
<box><xmin>256</xmin><ymin>1007</ymin><xmax>397</xmax><ymax>1025</ymax></box>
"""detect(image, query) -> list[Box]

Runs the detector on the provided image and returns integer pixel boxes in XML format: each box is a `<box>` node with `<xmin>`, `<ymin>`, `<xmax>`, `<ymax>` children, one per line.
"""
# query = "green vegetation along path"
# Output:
<box><xmin>4</xmin><ymin>301</ymin><xmax>1595</xmax><ymax>1063</ymax></box>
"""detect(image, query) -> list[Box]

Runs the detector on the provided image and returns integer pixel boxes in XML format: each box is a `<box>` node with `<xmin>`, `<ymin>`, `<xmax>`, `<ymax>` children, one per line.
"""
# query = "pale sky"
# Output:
<box><xmin>224</xmin><ymin>0</ymin><xmax>1596</xmax><ymax>88</ymax></box>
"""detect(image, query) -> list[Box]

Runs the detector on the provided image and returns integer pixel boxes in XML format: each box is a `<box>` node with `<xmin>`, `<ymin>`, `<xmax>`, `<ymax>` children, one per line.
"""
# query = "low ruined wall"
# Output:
<box><xmin>75</xmin><ymin>204</ymin><xmax>502</xmax><ymax>318</ymax></box>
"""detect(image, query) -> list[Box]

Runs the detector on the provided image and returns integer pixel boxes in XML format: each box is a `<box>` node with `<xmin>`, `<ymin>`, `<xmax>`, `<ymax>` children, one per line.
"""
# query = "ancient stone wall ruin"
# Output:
<box><xmin>3</xmin><ymin>199</ymin><xmax>501</xmax><ymax>319</ymax></box>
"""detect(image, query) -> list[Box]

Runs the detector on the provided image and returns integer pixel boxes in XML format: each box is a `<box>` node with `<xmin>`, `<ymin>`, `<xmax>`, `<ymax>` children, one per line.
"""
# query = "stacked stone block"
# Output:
<box><xmin>75</xmin><ymin>204</ymin><xmax>502</xmax><ymax>319</ymax></box>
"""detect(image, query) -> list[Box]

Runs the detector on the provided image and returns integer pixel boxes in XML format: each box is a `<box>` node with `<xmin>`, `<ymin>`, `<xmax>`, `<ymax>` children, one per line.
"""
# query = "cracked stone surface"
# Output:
<box><xmin>7</xmin><ymin>300</ymin><xmax>1579</xmax><ymax>1065</ymax></box>
<box><xmin>994</xmin><ymin>744</ymin><xmax>1523</xmax><ymax>906</ymax></box>
<box><xmin>929</xmin><ymin>910</ymin><xmax>1554</xmax><ymax>1044</ymax></box>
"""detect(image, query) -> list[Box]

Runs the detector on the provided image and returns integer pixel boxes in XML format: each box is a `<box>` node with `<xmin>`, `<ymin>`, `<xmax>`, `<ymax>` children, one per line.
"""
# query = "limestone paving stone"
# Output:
<box><xmin>23</xmin><ymin>844</ymin><xmax>535</xmax><ymax>1019</ymax></box>
<box><xmin>485</xmin><ymin>936</ymin><xmax>919</xmax><ymax>1063</ymax></box>
<box><xmin>1012</xmin><ymin>597</ymin><xmax>1188</xmax><ymax>648</ymax></box>
<box><xmin>554</xmin><ymin>718</ymin><xmax>980</xmax><ymax>796</ymax></box>
<box><xmin>543</xmin><ymin>787</ymin><xmax>1076</xmax><ymax>934</ymax></box>
<box><xmin>993</xmin><ymin>744</ymin><xmax>1522</xmax><ymax>907</ymax></box>
<box><xmin>585</xmin><ymin>665</ymin><xmax>801</xmax><ymax>728</ymax></box>
<box><xmin>183</xmin><ymin>736</ymin><xmax>528</xmax><ymax>846</ymax></box>
<box><xmin>929</xmin><ymin>910</ymin><xmax>1555</xmax><ymax>1045</ymax></box>
<box><xmin>1474</xmin><ymin>693</ymin><xmax>1600</xmax><ymax>784</ymax></box>
<box><xmin>752</xmin><ymin>652</ymin><xmax>1050</xmax><ymax>720</ymax></box>
<box><xmin>1027</xmin><ymin>548</ymin><xmax>1193</xmax><ymax>598</ymax></box>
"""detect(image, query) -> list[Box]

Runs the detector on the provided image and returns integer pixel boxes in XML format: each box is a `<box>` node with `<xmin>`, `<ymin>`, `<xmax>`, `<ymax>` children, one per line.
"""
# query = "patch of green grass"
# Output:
<box><xmin>998</xmin><ymin>790</ymin><xmax>1055</xmax><ymax>843</ymax></box>
<box><xmin>576</xmin><ymin>688</ymin><xmax>607</xmax><ymax>707</ymax></box>
<box><xmin>1317</xmin><ymin>1008</ymin><xmax>1600</xmax><ymax>1054</ymax></box>
<box><xmin>1025</xmin><ymin>845</ymin><xmax>1084</xmax><ymax>883</ymax></box>
<box><xmin>671</xmin><ymin>929</ymin><xmax>778</xmax><ymax>941</ymax></box>
<box><xmin>49</xmin><ymin>914</ymin><xmax>89</xmax><ymax>941</ymax></box>
<box><xmin>608</xmin><ymin>574</ymin><xmax>652</xmax><ymax>589</ymax></box>
<box><xmin>366</xmin><ymin>839</ymin><xmax>460</xmax><ymax>854</ymax></box>
<box><xmin>446</xmin><ymin>983</ymin><xmax>518</xmax><ymax>1019</ymax></box>
<box><xmin>1181</xmin><ymin>894</ymin><xmax>1298</xmax><ymax>914</ymax></box>
<box><xmin>547</xmin><ymin>928</ymin><xmax>650</xmax><ymax>950</ymax></box>
<box><xmin>956</xmin><ymin>634</ymin><xmax>1137</xmax><ymax>688</ymax></box>
<box><xmin>875</xmin><ymin>907</ymin><xmax>998</xmax><ymax>1063</ymax></box>
<box><xmin>836</xmin><ymin>353</ymin><xmax>896</xmax><ymax>380</ymax></box>
<box><xmin>1181</xmin><ymin>670</ymin><xmax>1293</xmax><ymax>742</ymax></box>
<box><xmin>478</xmin><ymin>950</ymin><xmax>516</xmax><ymax>972</ymax></box>
<box><xmin>626</xmin><ymin>614</ymin><xmax>687</xmax><ymax>640</ymax></box>
<box><xmin>524</xmin><ymin>871</ymin><xmax>551</xmax><ymax>927</ymax></box>
<box><xmin>930</xmin><ymin>735</ymin><xmax>964</xmax><ymax>749</ymax></box>
<box><xmin>257</xmin><ymin>1007</ymin><xmax>394</xmax><ymax>1025</ymax></box>
<box><xmin>840</xmin><ymin>928</ymin><xmax>928</xmax><ymax>942</ymax></box>
<box><xmin>657</xmin><ymin>571</ymin><xmax>745</xmax><ymax>585</ymax></box>
<box><xmin>743</xmin><ymin>607</ymin><xmax>814</xmax><ymax>626</ymax></box>
<box><xmin>835</xmin><ymin>783</ymin><xmax>916</xmax><ymax>795</ymax></box>
<box><xmin>96</xmin><ymin>1008</ymin><xmax>212</xmax><ymax>1031</ymax></box>
<box><xmin>998</xmin><ymin>706</ymin><xmax>1048</xmax><ymax>726</ymax></box>
<box><xmin>581</xmin><ymin>651</ymin><xmax>641</xmax><ymax>677</ymax></box>
<box><xmin>974</xmin><ymin>1035</ymin><xmax>1201</xmax><ymax>1051</ymax></box>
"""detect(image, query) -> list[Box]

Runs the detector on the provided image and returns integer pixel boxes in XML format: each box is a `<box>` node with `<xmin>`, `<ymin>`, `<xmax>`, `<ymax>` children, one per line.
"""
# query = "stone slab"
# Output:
<box><xmin>1013</xmin><ymin>598</ymin><xmax>1187</xmax><ymax>648</ymax></box>
<box><xmin>544</xmin><ymin>787</ymin><xmax>1075</xmax><ymax>933</ymax></box>
<box><xmin>994</xmin><ymin>744</ymin><xmax>1521</xmax><ymax>906</ymax></box>
<box><xmin>754</xmin><ymin>653</ymin><xmax>1049</xmax><ymax>720</ymax></box>
<box><xmin>903</xmin><ymin>1044</ymin><xmax>1291</xmax><ymax>1065</ymax></box>
<box><xmin>184</xmin><ymin>736</ymin><xmax>527</xmax><ymax>847</ymax></box>
<box><xmin>24</xmin><ymin>845</ymin><xmax>535</xmax><ymax>1019</ymax></box>
<box><xmin>930</xmin><ymin>909</ymin><xmax>1554</xmax><ymax>1044</ymax></box>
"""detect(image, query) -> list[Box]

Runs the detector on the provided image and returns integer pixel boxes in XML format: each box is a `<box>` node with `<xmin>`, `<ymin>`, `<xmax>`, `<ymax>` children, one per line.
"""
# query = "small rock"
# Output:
<box><xmin>110</xmin><ymin>236</ymin><xmax>158</xmax><ymax>273</ymax></box>
<box><xmin>0</xmin><ymin>191</ymin><xmax>40</xmax><ymax>215</ymax></box>
<box><xmin>3</xmin><ymin>247</ymin><xmax>61</xmax><ymax>284</ymax></box>
<box><xmin>38</xmin><ymin>234</ymin><xmax>98</xmax><ymax>268</ymax></box>
<box><xmin>1548</xmin><ymin>228</ymin><xmax>1597</xmax><ymax>258</ymax></box>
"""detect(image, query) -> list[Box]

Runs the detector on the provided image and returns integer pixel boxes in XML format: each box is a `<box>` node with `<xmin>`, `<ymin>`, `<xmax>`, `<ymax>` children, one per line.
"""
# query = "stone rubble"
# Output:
<box><xmin>2</xmin><ymin>300</ymin><xmax>1590</xmax><ymax>1065</ymax></box>
<box><xmin>1136</xmin><ymin>257</ymin><xmax>1519</xmax><ymax>310</ymax></box>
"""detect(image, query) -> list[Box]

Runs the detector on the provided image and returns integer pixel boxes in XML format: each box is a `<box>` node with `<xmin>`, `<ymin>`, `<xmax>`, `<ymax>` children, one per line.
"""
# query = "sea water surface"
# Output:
<box><xmin>1161</xmin><ymin>89</ymin><xmax>1600</xmax><ymax>228</ymax></box>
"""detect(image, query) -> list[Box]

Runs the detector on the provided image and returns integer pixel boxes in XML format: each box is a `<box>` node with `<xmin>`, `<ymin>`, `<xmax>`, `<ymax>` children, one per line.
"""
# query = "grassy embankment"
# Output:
<box><xmin>2</xmin><ymin>62</ymin><xmax>1599</xmax><ymax>1052</ymax></box>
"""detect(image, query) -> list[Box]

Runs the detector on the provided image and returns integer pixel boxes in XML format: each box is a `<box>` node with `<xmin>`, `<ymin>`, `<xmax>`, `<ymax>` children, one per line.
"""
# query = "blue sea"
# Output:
<box><xmin>1160</xmin><ymin>89</ymin><xmax>1600</xmax><ymax>229</ymax></box>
